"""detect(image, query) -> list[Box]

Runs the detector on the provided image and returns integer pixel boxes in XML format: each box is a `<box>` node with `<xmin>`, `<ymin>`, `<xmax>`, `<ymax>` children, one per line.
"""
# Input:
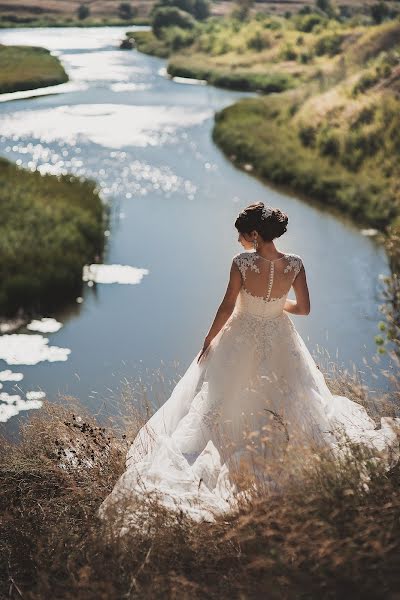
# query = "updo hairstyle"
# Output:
<box><xmin>235</xmin><ymin>202</ymin><xmax>288</xmax><ymax>242</ymax></box>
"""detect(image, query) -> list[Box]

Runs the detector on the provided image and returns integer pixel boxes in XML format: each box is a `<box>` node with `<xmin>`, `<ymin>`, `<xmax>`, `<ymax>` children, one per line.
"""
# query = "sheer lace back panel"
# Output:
<box><xmin>232</xmin><ymin>251</ymin><xmax>303</xmax><ymax>319</ymax></box>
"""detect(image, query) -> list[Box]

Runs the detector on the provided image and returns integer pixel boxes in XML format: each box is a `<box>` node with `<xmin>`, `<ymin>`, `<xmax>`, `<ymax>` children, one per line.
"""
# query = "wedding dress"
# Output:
<box><xmin>98</xmin><ymin>251</ymin><xmax>399</xmax><ymax>530</ymax></box>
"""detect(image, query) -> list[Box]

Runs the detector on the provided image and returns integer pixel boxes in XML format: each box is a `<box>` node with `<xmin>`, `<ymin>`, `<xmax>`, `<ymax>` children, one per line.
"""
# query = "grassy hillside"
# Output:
<box><xmin>1</xmin><ymin>0</ymin><xmax>399</xmax><ymax>26</ymax></box>
<box><xmin>130</xmin><ymin>17</ymin><xmax>400</xmax><ymax>232</ymax></box>
<box><xmin>129</xmin><ymin>12</ymin><xmax>400</xmax><ymax>89</ymax></box>
<box><xmin>0</xmin><ymin>158</ymin><xmax>107</xmax><ymax>317</ymax></box>
<box><xmin>213</xmin><ymin>20</ymin><xmax>400</xmax><ymax>230</ymax></box>
<box><xmin>0</xmin><ymin>44</ymin><xmax>68</xmax><ymax>94</ymax></box>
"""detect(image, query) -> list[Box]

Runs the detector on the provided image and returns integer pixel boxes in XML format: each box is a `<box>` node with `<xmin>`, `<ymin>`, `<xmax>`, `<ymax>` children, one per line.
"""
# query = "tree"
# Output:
<box><xmin>193</xmin><ymin>0</ymin><xmax>210</xmax><ymax>20</ymax></box>
<box><xmin>231</xmin><ymin>0</ymin><xmax>254</xmax><ymax>21</ymax></box>
<box><xmin>152</xmin><ymin>0</ymin><xmax>195</xmax><ymax>16</ymax></box>
<box><xmin>77</xmin><ymin>4</ymin><xmax>90</xmax><ymax>20</ymax></box>
<box><xmin>370</xmin><ymin>1</ymin><xmax>390</xmax><ymax>24</ymax></box>
<box><xmin>152</xmin><ymin>7</ymin><xmax>196</xmax><ymax>38</ymax></box>
<box><xmin>118</xmin><ymin>2</ymin><xmax>137</xmax><ymax>19</ymax></box>
<box><xmin>315</xmin><ymin>0</ymin><xmax>333</xmax><ymax>14</ymax></box>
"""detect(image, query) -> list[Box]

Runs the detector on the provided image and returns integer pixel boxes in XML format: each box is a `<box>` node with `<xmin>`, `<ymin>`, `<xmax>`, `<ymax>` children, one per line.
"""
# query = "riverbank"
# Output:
<box><xmin>0</xmin><ymin>17</ymin><xmax>150</xmax><ymax>28</ymax></box>
<box><xmin>129</xmin><ymin>17</ymin><xmax>400</xmax><ymax>234</ymax></box>
<box><xmin>213</xmin><ymin>83</ymin><xmax>400</xmax><ymax>231</ymax></box>
<box><xmin>0</xmin><ymin>158</ymin><xmax>107</xmax><ymax>318</ymax></box>
<box><xmin>0</xmin><ymin>44</ymin><xmax>68</xmax><ymax>94</ymax></box>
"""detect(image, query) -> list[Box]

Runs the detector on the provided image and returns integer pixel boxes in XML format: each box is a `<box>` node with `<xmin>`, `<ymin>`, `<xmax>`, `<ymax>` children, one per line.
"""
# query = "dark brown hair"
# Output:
<box><xmin>235</xmin><ymin>202</ymin><xmax>288</xmax><ymax>242</ymax></box>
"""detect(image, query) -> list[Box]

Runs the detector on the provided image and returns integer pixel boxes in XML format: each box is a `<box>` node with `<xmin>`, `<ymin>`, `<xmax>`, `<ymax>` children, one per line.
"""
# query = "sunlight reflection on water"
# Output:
<box><xmin>0</xmin><ymin>104</ymin><xmax>213</xmax><ymax>149</ymax></box>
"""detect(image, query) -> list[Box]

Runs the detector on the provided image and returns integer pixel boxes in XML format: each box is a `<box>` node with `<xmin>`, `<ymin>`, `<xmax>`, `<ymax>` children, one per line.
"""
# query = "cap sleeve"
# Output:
<box><xmin>292</xmin><ymin>255</ymin><xmax>303</xmax><ymax>280</ymax></box>
<box><xmin>284</xmin><ymin>254</ymin><xmax>303</xmax><ymax>282</ymax></box>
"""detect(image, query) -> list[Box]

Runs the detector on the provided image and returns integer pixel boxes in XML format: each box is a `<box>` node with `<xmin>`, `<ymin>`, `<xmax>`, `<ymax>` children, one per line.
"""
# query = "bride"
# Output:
<box><xmin>98</xmin><ymin>202</ymin><xmax>399</xmax><ymax>527</ymax></box>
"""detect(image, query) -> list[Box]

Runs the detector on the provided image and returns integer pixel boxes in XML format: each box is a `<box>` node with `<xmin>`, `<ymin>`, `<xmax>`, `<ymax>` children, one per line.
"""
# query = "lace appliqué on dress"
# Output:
<box><xmin>232</xmin><ymin>252</ymin><xmax>260</xmax><ymax>281</ymax></box>
<box><xmin>283</xmin><ymin>254</ymin><xmax>303</xmax><ymax>280</ymax></box>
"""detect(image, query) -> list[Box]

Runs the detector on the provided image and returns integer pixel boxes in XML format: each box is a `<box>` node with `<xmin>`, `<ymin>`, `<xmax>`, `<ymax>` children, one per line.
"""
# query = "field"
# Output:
<box><xmin>1</xmin><ymin>0</ymin><xmax>400</xmax><ymax>26</ymax></box>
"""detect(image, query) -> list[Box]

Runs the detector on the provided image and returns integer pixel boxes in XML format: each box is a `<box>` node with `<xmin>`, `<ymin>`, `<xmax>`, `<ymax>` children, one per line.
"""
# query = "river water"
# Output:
<box><xmin>0</xmin><ymin>27</ymin><xmax>390</xmax><ymax>437</ymax></box>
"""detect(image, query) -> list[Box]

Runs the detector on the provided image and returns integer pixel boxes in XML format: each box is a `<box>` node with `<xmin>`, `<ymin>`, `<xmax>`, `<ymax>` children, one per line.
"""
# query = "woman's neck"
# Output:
<box><xmin>255</xmin><ymin>241</ymin><xmax>283</xmax><ymax>260</ymax></box>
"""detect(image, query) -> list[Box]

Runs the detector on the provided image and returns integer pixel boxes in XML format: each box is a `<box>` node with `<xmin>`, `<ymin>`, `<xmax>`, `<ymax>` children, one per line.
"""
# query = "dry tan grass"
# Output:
<box><xmin>1</xmin><ymin>358</ymin><xmax>400</xmax><ymax>598</ymax></box>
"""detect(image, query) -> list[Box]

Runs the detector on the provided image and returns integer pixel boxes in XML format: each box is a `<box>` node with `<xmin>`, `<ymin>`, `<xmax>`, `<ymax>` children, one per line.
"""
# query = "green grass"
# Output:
<box><xmin>127</xmin><ymin>16</ymin><xmax>400</xmax><ymax>233</ymax></box>
<box><xmin>128</xmin><ymin>29</ymin><xmax>171</xmax><ymax>57</ymax></box>
<box><xmin>167</xmin><ymin>54</ymin><xmax>296</xmax><ymax>92</ymax></box>
<box><xmin>0</xmin><ymin>158</ymin><xmax>107</xmax><ymax>317</ymax></box>
<box><xmin>0</xmin><ymin>17</ymin><xmax>151</xmax><ymax>28</ymax></box>
<box><xmin>213</xmin><ymin>88</ymin><xmax>400</xmax><ymax>231</ymax></box>
<box><xmin>0</xmin><ymin>44</ymin><xmax>68</xmax><ymax>94</ymax></box>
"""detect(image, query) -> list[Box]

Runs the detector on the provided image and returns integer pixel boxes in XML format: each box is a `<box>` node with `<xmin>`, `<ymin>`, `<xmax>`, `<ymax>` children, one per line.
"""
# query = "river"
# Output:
<box><xmin>0</xmin><ymin>27</ymin><xmax>390</xmax><ymax>438</ymax></box>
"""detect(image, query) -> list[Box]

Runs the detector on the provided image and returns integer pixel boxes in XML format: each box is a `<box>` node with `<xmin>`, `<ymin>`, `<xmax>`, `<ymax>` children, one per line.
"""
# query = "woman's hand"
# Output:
<box><xmin>197</xmin><ymin>336</ymin><xmax>213</xmax><ymax>363</ymax></box>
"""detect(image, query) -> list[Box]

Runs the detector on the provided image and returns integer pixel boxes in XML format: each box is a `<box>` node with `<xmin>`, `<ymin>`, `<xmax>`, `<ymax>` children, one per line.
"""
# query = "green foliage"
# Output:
<box><xmin>0</xmin><ymin>44</ymin><xmax>68</xmax><ymax>94</ymax></box>
<box><xmin>0</xmin><ymin>159</ymin><xmax>105</xmax><ymax>316</ymax></box>
<box><xmin>152</xmin><ymin>7</ymin><xmax>195</xmax><ymax>38</ymax></box>
<box><xmin>342</xmin><ymin>130</ymin><xmax>380</xmax><ymax>170</ymax></box>
<box><xmin>298</xmin><ymin>125</ymin><xmax>317</xmax><ymax>147</ymax></box>
<box><xmin>314</xmin><ymin>33</ymin><xmax>345</xmax><ymax>56</ymax></box>
<box><xmin>377</xmin><ymin>223</ymin><xmax>400</xmax><ymax>356</ymax></box>
<box><xmin>263</xmin><ymin>19</ymin><xmax>282</xmax><ymax>30</ymax></box>
<box><xmin>352</xmin><ymin>70</ymin><xmax>380</xmax><ymax>95</ymax></box>
<box><xmin>152</xmin><ymin>0</ymin><xmax>209</xmax><ymax>20</ymax></box>
<box><xmin>246</xmin><ymin>29</ymin><xmax>272</xmax><ymax>51</ymax></box>
<box><xmin>317</xmin><ymin>127</ymin><xmax>341</xmax><ymax>157</ymax></box>
<box><xmin>280</xmin><ymin>44</ymin><xmax>297</xmax><ymax>61</ymax></box>
<box><xmin>168</xmin><ymin>57</ymin><xmax>295</xmax><ymax>92</ymax></box>
<box><xmin>193</xmin><ymin>0</ymin><xmax>210</xmax><ymax>21</ymax></box>
<box><xmin>127</xmin><ymin>30</ymin><xmax>171</xmax><ymax>57</ymax></box>
<box><xmin>118</xmin><ymin>2</ymin><xmax>137</xmax><ymax>19</ymax></box>
<box><xmin>213</xmin><ymin>94</ymin><xmax>399</xmax><ymax>230</ymax></box>
<box><xmin>295</xmin><ymin>13</ymin><xmax>325</xmax><ymax>32</ymax></box>
<box><xmin>370</xmin><ymin>1</ymin><xmax>390</xmax><ymax>24</ymax></box>
<box><xmin>162</xmin><ymin>26</ymin><xmax>195</xmax><ymax>50</ymax></box>
<box><xmin>315</xmin><ymin>0</ymin><xmax>335</xmax><ymax>15</ymax></box>
<box><xmin>231</xmin><ymin>0</ymin><xmax>254</xmax><ymax>21</ymax></box>
<box><xmin>77</xmin><ymin>4</ymin><xmax>90</xmax><ymax>20</ymax></box>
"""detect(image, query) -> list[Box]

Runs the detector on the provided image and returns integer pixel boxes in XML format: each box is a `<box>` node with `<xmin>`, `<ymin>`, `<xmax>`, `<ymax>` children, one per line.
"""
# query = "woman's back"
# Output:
<box><xmin>233</xmin><ymin>251</ymin><xmax>303</xmax><ymax>319</ymax></box>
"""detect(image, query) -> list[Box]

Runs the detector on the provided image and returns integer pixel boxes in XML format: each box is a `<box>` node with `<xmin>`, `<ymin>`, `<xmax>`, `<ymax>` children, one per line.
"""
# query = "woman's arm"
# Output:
<box><xmin>284</xmin><ymin>264</ymin><xmax>310</xmax><ymax>315</ymax></box>
<box><xmin>198</xmin><ymin>260</ymin><xmax>242</xmax><ymax>363</ymax></box>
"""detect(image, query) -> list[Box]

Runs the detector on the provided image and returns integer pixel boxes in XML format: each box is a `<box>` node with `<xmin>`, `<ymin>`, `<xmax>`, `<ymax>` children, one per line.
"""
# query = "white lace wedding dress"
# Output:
<box><xmin>98</xmin><ymin>251</ymin><xmax>399</xmax><ymax>528</ymax></box>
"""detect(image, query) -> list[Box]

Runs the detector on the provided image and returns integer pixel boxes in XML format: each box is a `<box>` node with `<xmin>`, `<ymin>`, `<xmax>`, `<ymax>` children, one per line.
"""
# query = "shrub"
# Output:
<box><xmin>314</xmin><ymin>33</ymin><xmax>344</xmax><ymax>56</ymax></box>
<box><xmin>152</xmin><ymin>7</ymin><xmax>196</xmax><ymax>38</ymax></box>
<box><xmin>118</xmin><ymin>2</ymin><xmax>137</xmax><ymax>19</ymax></box>
<box><xmin>354</xmin><ymin>106</ymin><xmax>376</xmax><ymax>127</ymax></box>
<box><xmin>280</xmin><ymin>44</ymin><xmax>297</xmax><ymax>60</ymax></box>
<box><xmin>77</xmin><ymin>4</ymin><xmax>90</xmax><ymax>20</ymax></box>
<box><xmin>298</xmin><ymin>52</ymin><xmax>312</xmax><ymax>63</ymax></box>
<box><xmin>371</xmin><ymin>1</ymin><xmax>390</xmax><ymax>24</ymax></box>
<box><xmin>263</xmin><ymin>19</ymin><xmax>282</xmax><ymax>30</ymax></box>
<box><xmin>247</xmin><ymin>30</ymin><xmax>272</xmax><ymax>51</ymax></box>
<box><xmin>298</xmin><ymin>124</ymin><xmax>317</xmax><ymax>147</ymax></box>
<box><xmin>296</xmin><ymin>13</ymin><xmax>325</xmax><ymax>32</ymax></box>
<box><xmin>162</xmin><ymin>26</ymin><xmax>195</xmax><ymax>50</ymax></box>
<box><xmin>317</xmin><ymin>128</ymin><xmax>341</xmax><ymax>157</ymax></box>
<box><xmin>193</xmin><ymin>0</ymin><xmax>210</xmax><ymax>20</ymax></box>
<box><xmin>152</xmin><ymin>0</ymin><xmax>195</xmax><ymax>15</ymax></box>
<box><xmin>352</xmin><ymin>70</ymin><xmax>379</xmax><ymax>95</ymax></box>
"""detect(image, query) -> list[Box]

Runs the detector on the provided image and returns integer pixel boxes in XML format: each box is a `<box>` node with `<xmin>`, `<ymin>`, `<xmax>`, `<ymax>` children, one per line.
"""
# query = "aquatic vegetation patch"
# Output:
<box><xmin>0</xmin><ymin>157</ymin><xmax>106</xmax><ymax>317</ymax></box>
<box><xmin>0</xmin><ymin>44</ymin><xmax>68</xmax><ymax>94</ymax></box>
